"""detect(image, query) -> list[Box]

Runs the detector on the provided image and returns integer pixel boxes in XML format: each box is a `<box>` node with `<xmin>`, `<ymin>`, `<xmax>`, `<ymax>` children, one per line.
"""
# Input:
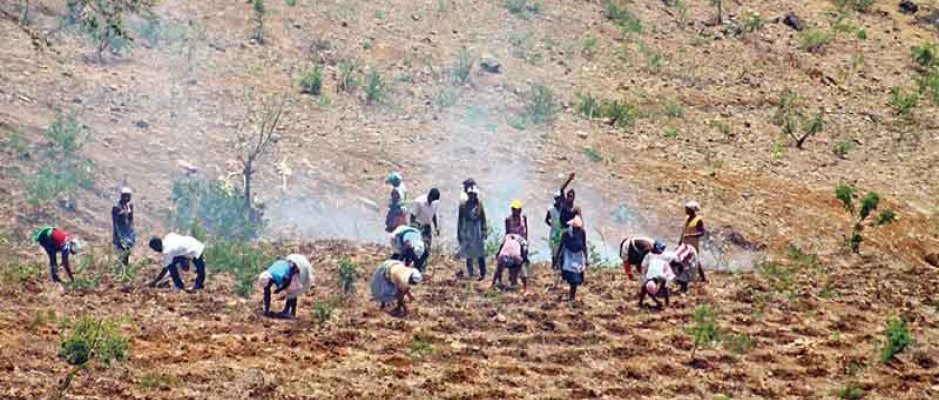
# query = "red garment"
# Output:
<box><xmin>51</xmin><ymin>229</ymin><xmax>68</xmax><ymax>250</ymax></box>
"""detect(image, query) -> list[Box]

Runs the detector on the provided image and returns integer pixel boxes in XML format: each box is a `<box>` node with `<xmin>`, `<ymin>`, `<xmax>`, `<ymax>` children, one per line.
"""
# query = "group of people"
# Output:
<box><xmin>31</xmin><ymin>172</ymin><xmax>710</xmax><ymax>321</ymax></box>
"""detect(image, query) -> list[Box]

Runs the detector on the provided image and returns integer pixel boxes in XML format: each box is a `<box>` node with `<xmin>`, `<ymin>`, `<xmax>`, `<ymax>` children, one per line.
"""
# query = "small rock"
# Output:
<box><xmin>480</xmin><ymin>53</ymin><xmax>501</xmax><ymax>73</ymax></box>
<box><xmin>900</xmin><ymin>0</ymin><xmax>919</xmax><ymax>14</ymax></box>
<box><xmin>782</xmin><ymin>12</ymin><xmax>805</xmax><ymax>31</ymax></box>
<box><xmin>495</xmin><ymin>314</ymin><xmax>507</xmax><ymax>323</ymax></box>
<box><xmin>926</xmin><ymin>253</ymin><xmax>939</xmax><ymax>268</ymax></box>
<box><xmin>177</xmin><ymin>160</ymin><xmax>199</xmax><ymax>175</ymax></box>
<box><xmin>576</xmin><ymin>131</ymin><xmax>589</xmax><ymax>139</ymax></box>
<box><xmin>134</xmin><ymin>120</ymin><xmax>149</xmax><ymax>129</ymax></box>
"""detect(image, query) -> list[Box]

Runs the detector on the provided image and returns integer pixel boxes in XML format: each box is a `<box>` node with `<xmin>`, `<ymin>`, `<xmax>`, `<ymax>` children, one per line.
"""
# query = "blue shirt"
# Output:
<box><xmin>266</xmin><ymin>260</ymin><xmax>292</xmax><ymax>287</ymax></box>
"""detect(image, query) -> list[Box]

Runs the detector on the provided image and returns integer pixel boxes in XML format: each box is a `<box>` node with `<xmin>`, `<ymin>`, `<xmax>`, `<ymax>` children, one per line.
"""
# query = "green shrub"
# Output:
<box><xmin>876</xmin><ymin>210</ymin><xmax>896</xmax><ymax>225</ymax></box>
<box><xmin>338</xmin><ymin>258</ymin><xmax>359</xmax><ymax>297</ymax></box>
<box><xmin>606</xmin><ymin>0</ymin><xmax>642</xmax><ymax>33</ymax></box>
<box><xmin>856</xmin><ymin>28</ymin><xmax>866</xmax><ymax>40</ymax></box>
<box><xmin>298</xmin><ymin>65</ymin><xmax>323</xmax><ymax>96</ymax></box>
<box><xmin>1</xmin><ymin>129</ymin><xmax>30</xmax><ymax>159</ymax></box>
<box><xmin>834</xmin><ymin>382</ymin><xmax>865</xmax><ymax>400</ymax></box>
<box><xmin>365</xmin><ymin>70</ymin><xmax>388</xmax><ymax>105</ymax></box>
<box><xmin>888</xmin><ymin>87</ymin><xmax>918</xmax><ymax>117</ymax></box>
<box><xmin>44</xmin><ymin>111</ymin><xmax>88</xmax><ymax>158</ymax></box>
<box><xmin>881</xmin><ymin>317</ymin><xmax>912</xmax><ymax>363</ymax></box>
<box><xmin>724</xmin><ymin>333</ymin><xmax>755</xmax><ymax>354</ymax></box>
<box><xmin>285</xmin><ymin>0</ymin><xmax>296</xmax><ymax>6</ymax></box>
<box><xmin>664</xmin><ymin>102</ymin><xmax>684</xmax><ymax>118</ymax></box>
<box><xmin>582</xmin><ymin>35</ymin><xmax>598</xmax><ymax>56</ymax></box>
<box><xmin>639</xmin><ymin>42</ymin><xmax>663</xmax><ymax>70</ymax></box>
<box><xmin>407</xmin><ymin>339</ymin><xmax>435</xmax><ymax>361</ymax></box>
<box><xmin>912</xmin><ymin>43</ymin><xmax>938</xmax><ymax>68</ymax></box>
<box><xmin>835</xmin><ymin>184</ymin><xmax>856</xmax><ymax>212</ymax></box>
<box><xmin>252</xmin><ymin>0</ymin><xmax>266</xmax><ymax>43</ymax></box>
<box><xmin>799</xmin><ymin>29</ymin><xmax>834</xmax><ymax>53</ymax></box>
<box><xmin>505</xmin><ymin>0</ymin><xmax>541</xmax><ymax>18</ymax></box>
<box><xmin>65</xmin><ymin>276</ymin><xmax>101</xmax><ymax>292</ymax></box>
<box><xmin>689</xmin><ymin>304</ymin><xmax>720</xmax><ymax>359</ymax></box>
<box><xmin>582</xmin><ymin>147</ymin><xmax>603</xmax><ymax>163</ymax></box>
<box><xmin>338</xmin><ymin>61</ymin><xmax>359</xmax><ymax>93</ymax></box>
<box><xmin>773</xmin><ymin>90</ymin><xmax>823</xmax><ymax>148</ymax></box>
<box><xmin>577</xmin><ymin>93</ymin><xmax>601</xmax><ymax>119</ymax></box>
<box><xmin>525</xmin><ymin>84</ymin><xmax>557</xmax><ymax>125</ymax></box>
<box><xmin>313</xmin><ymin>300</ymin><xmax>336</xmax><ymax>324</ymax></box>
<box><xmin>57</xmin><ymin>315</ymin><xmax>128</xmax><ymax>397</ymax></box>
<box><xmin>833</xmin><ymin>141</ymin><xmax>854</xmax><ymax>158</ymax></box>
<box><xmin>0</xmin><ymin>261</ymin><xmax>44</xmax><ymax>285</ymax></box>
<box><xmin>64</xmin><ymin>0</ymin><xmax>153</xmax><ymax>61</ymax></box>
<box><xmin>25</xmin><ymin>162</ymin><xmax>95</xmax><ymax>206</ymax></box>
<box><xmin>601</xmin><ymin>99</ymin><xmax>639</xmax><ymax>129</ymax></box>
<box><xmin>835</xmin><ymin>185</ymin><xmax>883</xmax><ymax>253</ymax></box>
<box><xmin>436</xmin><ymin>87</ymin><xmax>458</xmax><ymax>110</ymax></box>
<box><xmin>170</xmin><ymin>177</ymin><xmax>265</xmax><ymax>241</ymax></box>
<box><xmin>745</xmin><ymin>11</ymin><xmax>764</xmax><ymax>32</ymax></box>
<box><xmin>451</xmin><ymin>47</ymin><xmax>475</xmax><ymax>84</ymax></box>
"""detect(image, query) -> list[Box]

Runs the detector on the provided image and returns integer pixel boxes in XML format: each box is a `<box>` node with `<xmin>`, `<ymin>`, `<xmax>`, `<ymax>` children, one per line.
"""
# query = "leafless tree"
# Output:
<box><xmin>236</xmin><ymin>93</ymin><xmax>285</xmax><ymax>212</ymax></box>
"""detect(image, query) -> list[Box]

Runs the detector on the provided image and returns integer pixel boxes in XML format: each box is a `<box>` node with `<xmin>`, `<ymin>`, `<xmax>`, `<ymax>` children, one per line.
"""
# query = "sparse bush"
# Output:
<box><xmin>639</xmin><ymin>42</ymin><xmax>663</xmax><ymax>70</ymax></box>
<box><xmin>298</xmin><ymin>65</ymin><xmax>323</xmax><ymax>96</ymax></box>
<box><xmin>856</xmin><ymin>28</ymin><xmax>866</xmax><ymax>40</ymax></box>
<box><xmin>689</xmin><ymin>304</ymin><xmax>720</xmax><ymax>359</ymax></box>
<box><xmin>407</xmin><ymin>339</ymin><xmax>435</xmax><ymax>361</ymax></box>
<box><xmin>745</xmin><ymin>11</ymin><xmax>764</xmax><ymax>32</ymax></box>
<box><xmin>27</xmin><ymin>112</ymin><xmax>95</xmax><ymax>206</ymax></box>
<box><xmin>524</xmin><ymin>84</ymin><xmax>557</xmax><ymax>125</ymax></box>
<box><xmin>773</xmin><ymin>90</ymin><xmax>823</xmax><ymax>149</ymax></box>
<box><xmin>338</xmin><ymin>61</ymin><xmax>359</xmax><ymax>93</ymax></box>
<box><xmin>605</xmin><ymin>0</ymin><xmax>641</xmax><ymax>34</ymax></box>
<box><xmin>436</xmin><ymin>87</ymin><xmax>458</xmax><ymax>110</ymax></box>
<box><xmin>799</xmin><ymin>29</ymin><xmax>835</xmax><ymax>54</ymax></box>
<box><xmin>66</xmin><ymin>275</ymin><xmax>101</xmax><ymax>292</ymax></box>
<box><xmin>285</xmin><ymin>0</ymin><xmax>296</xmax><ymax>6</ymax></box>
<box><xmin>44</xmin><ymin>111</ymin><xmax>88</xmax><ymax>157</ymax></box>
<box><xmin>664</xmin><ymin>102</ymin><xmax>684</xmax><ymax>118</ymax></box>
<box><xmin>833</xmin><ymin>141</ymin><xmax>854</xmax><ymax>159</ymax></box>
<box><xmin>835</xmin><ymin>184</ymin><xmax>883</xmax><ymax>253</ymax></box>
<box><xmin>876</xmin><ymin>210</ymin><xmax>896</xmax><ymax>225</ymax></box>
<box><xmin>365</xmin><ymin>70</ymin><xmax>388</xmax><ymax>105</ymax></box>
<box><xmin>888</xmin><ymin>87</ymin><xmax>919</xmax><ymax>117</ymax></box>
<box><xmin>912</xmin><ymin>43</ymin><xmax>938</xmax><ymax>69</ymax></box>
<box><xmin>64</xmin><ymin>0</ymin><xmax>154</xmax><ymax>61</ymax></box>
<box><xmin>577</xmin><ymin>93</ymin><xmax>601</xmax><ymax>119</ymax></box>
<box><xmin>57</xmin><ymin>316</ymin><xmax>128</xmax><ymax>397</ymax></box>
<box><xmin>724</xmin><ymin>333</ymin><xmax>755</xmax><ymax>354</ymax></box>
<box><xmin>601</xmin><ymin>99</ymin><xmax>639</xmax><ymax>129</ymax></box>
<box><xmin>835</xmin><ymin>184</ymin><xmax>856</xmax><ymax>212</ymax></box>
<box><xmin>834</xmin><ymin>382</ymin><xmax>865</xmax><ymax>400</ymax></box>
<box><xmin>313</xmin><ymin>300</ymin><xmax>336</xmax><ymax>324</ymax></box>
<box><xmin>170</xmin><ymin>177</ymin><xmax>265</xmax><ymax>241</ymax></box>
<box><xmin>338</xmin><ymin>258</ymin><xmax>358</xmax><ymax>298</ymax></box>
<box><xmin>505</xmin><ymin>0</ymin><xmax>541</xmax><ymax>19</ymax></box>
<box><xmin>451</xmin><ymin>47</ymin><xmax>475</xmax><ymax>84</ymax></box>
<box><xmin>0</xmin><ymin>261</ymin><xmax>44</xmax><ymax>285</ymax></box>
<box><xmin>252</xmin><ymin>0</ymin><xmax>266</xmax><ymax>44</ymax></box>
<box><xmin>1</xmin><ymin>129</ymin><xmax>30</xmax><ymax>159</ymax></box>
<box><xmin>835</xmin><ymin>0</ymin><xmax>875</xmax><ymax>13</ymax></box>
<box><xmin>582</xmin><ymin>35</ymin><xmax>598</xmax><ymax>56</ymax></box>
<box><xmin>881</xmin><ymin>317</ymin><xmax>912</xmax><ymax>363</ymax></box>
<box><xmin>582</xmin><ymin>147</ymin><xmax>603</xmax><ymax>163</ymax></box>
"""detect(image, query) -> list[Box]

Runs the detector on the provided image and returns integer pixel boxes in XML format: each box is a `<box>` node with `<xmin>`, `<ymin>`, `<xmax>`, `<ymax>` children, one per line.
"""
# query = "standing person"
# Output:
<box><xmin>258</xmin><ymin>254</ymin><xmax>313</xmax><ymax>319</ymax></box>
<box><xmin>492</xmin><ymin>233</ymin><xmax>529</xmax><ymax>291</ymax></box>
<box><xmin>457</xmin><ymin>179</ymin><xmax>488</xmax><ymax>280</ymax></box>
<box><xmin>410</xmin><ymin>188</ymin><xmax>440</xmax><ymax>267</ymax></box>
<box><xmin>384</xmin><ymin>172</ymin><xmax>408</xmax><ymax>232</ymax></box>
<box><xmin>111</xmin><ymin>186</ymin><xmax>136</xmax><ymax>266</ymax></box>
<box><xmin>32</xmin><ymin>226</ymin><xmax>83</xmax><ymax>284</ymax></box>
<box><xmin>558</xmin><ymin>172</ymin><xmax>582</xmax><ymax>226</ymax></box>
<box><xmin>638</xmin><ymin>241</ymin><xmax>675</xmax><ymax>309</ymax></box>
<box><xmin>545</xmin><ymin>194</ymin><xmax>563</xmax><ymax>269</ymax></box>
<box><xmin>555</xmin><ymin>216</ymin><xmax>589</xmax><ymax>301</ymax></box>
<box><xmin>672</xmin><ymin>243</ymin><xmax>704</xmax><ymax>293</ymax></box>
<box><xmin>679</xmin><ymin>201</ymin><xmax>705</xmax><ymax>253</ymax></box>
<box><xmin>389</xmin><ymin>225</ymin><xmax>426</xmax><ymax>272</ymax></box>
<box><xmin>148</xmin><ymin>233</ymin><xmax>207</xmax><ymax>291</ymax></box>
<box><xmin>505</xmin><ymin>200</ymin><xmax>528</xmax><ymax>239</ymax></box>
<box><xmin>619</xmin><ymin>235</ymin><xmax>655</xmax><ymax>281</ymax></box>
<box><xmin>370</xmin><ymin>259</ymin><xmax>422</xmax><ymax>316</ymax></box>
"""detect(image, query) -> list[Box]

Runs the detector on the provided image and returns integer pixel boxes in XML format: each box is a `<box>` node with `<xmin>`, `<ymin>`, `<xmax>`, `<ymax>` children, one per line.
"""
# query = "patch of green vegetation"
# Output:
<box><xmin>523</xmin><ymin>84</ymin><xmax>557</xmax><ymax>125</ymax></box>
<box><xmin>170</xmin><ymin>177</ymin><xmax>265</xmax><ymax>241</ymax></box>
<box><xmin>876</xmin><ymin>210</ymin><xmax>896</xmax><ymax>225</ymax></box>
<box><xmin>507</xmin><ymin>115</ymin><xmax>528</xmax><ymax>131</ymax></box>
<box><xmin>798</xmin><ymin>29</ymin><xmax>835</xmax><ymax>54</ymax></box>
<box><xmin>365</xmin><ymin>70</ymin><xmax>388</xmax><ymax>105</ymax></box>
<box><xmin>835</xmin><ymin>0</ymin><xmax>875</xmax><ymax>13</ymax></box>
<box><xmin>772</xmin><ymin>90</ymin><xmax>823</xmax><ymax>149</ymax></box>
<box><xmin>835</xmin><ymin>184</ymin><xmax>884</xmax><ymax>253</ymax></box>
<box><xmin>505</xmin><ymin>0</ymin><xmax>541</xmax><ymax>19</ymax></box>
<box><xmin>639</xmin><ymin>42</ymin><xmax>663</xmax><ymax>70</ymax></box>
<box><xmin>664</xmin><ymin>102</ymin><xmax>684</xmax><ymax>118</ymax></box>
<box><xmin>407</xmin><ymin>339</ymin><xmax>435</xmax><ymax>361</ymax></box>
<box><xmin>745</xmin><ymin>11</ymin><xmax>764</xmax><ymax>32</ymax></box>
<box><xmin>881</xmin><ymin>317</ymin><xmax>912</xmax><ymax>363</ymax></box>
<box><xmin>436</xmin><ymin>87</ymin><xmax>458</xmax><ymax>110</ymax></box>
<box><xmin>298</xmin><ymin>64</ymin><xmax>323</xmax><ymax>96</ymax></box>
<box><xmin>285</xmin><ymin>0</ymin><xmax>297</xmax><ymax>6</ymax></box>
<box><xmin>577</xmin><ymin>93</ymin><xmax>601</xmax><ymax>119</ymax></box>
<box><xmin>338</xmin><ymin>61</ymin><xmax>359</xmax><ymax>93</ymax></box>
<box><xmin>665</xmin><ymin>127</ymin><xmax>679</xmax><ymax>139</ymax></box>
<box><xmin>582</xmin><ymin>35</ymin><xmax>598</xmax><ymax>56</ymax></box>
<box><xmin>888</xmin><ymin>87</ymin><xmax>919</xmax><ymax>117</ymax></box>
<box><xmin>723</xmin><ymin>333</ymin><xmax>755</xmax><ymax>355</ymax></box>
<box><xmin>601</xmin><ymin>99</ymin><xmax>639</xmax><ymax>129</ymax></box>
<box><xmin>1</xmin><ymin>129</ymin><xmax>30</xmax><ymax>159</ymax></box>
<box><xmin>63</xmin><ymin>0</ymin><xmax>153</xmax><ymax>61</ymax></box>
<box><xmin>582</xmin><ymin>147</ymin><xmax>603</xmax><ymax>163</ymax></box>
<box><xmin>833</xmin><ymin>141</ymin><xmax>854</xmax><ymax>159</ymax></box>
<box><xmin>56</xmin><ymin>315</ymin><xmax>128</xmax><ymax>397</ymax></box>
<box><xmin>451</xmin><ymin>47</ymin><xmax>475</xmax><ymax>84</ymax></box>
<box><xmin>313</xmin><ymin>299</ymin><xmax>337</xmax><ymax>324</ymax></box>
<box><xmin>605</xmin><ymin>0</ymin><xmax>641</xmax><ymax>34</ymax></box>
<box><xmin>912</xmin><ymin>43</ymin><xmax>938</xmax><ymax>69</ymax></box>
<box><xmin>26</xmin><ymin>111</ymin><xmax>95</xmax><ymax>206</ymax></box>
<box><xmin>710</xmin><ymin>119</ymin><xmax>731</xmax><ymax>136</ymax></box>
<box><xmin>689</xmin><ymin>304</ymin><xmax>720</xmax><ymax>359</ymax></box>
<box><xmin>856</xmin><ymin>28</ymin><xmax>866</xmax><ymax>40</ymax></box>
<box><xmin>0</xmin><ymin>261</ymin><xmax>44</xmax><ymax>285</ymax></box>
<box><xmin>338</xmin><ymin>258</ymin><xmax>359</xmax><ymax>298</ymax></box>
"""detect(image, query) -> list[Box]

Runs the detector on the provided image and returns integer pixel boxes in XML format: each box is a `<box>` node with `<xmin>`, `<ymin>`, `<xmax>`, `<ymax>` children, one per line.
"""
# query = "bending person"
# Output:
<box><xmin>148</xmin><ymin>233</ymin><xmax>207</xmax><ymax>291</ymax></box>
<box><xmin>258</xmin><ymin>254</ymin><xmax>313</xmax><ymax>319</ymax></box>
<box><xmin>32</xmin><ymin>226</ymin><xmax>83</xmax><ymax>284</ymax></box>
<box><xmin>370</xmin><ymin>259</ymin><xmax>422</xmax><ymax>316</ymax></box>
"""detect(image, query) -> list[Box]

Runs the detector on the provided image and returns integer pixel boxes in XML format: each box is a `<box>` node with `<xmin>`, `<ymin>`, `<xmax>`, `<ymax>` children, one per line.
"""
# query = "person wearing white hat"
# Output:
<box><xmin>111</xmin><ymin>186</ymin><xmax>136</xmax><ymax>266</ymax></box>
<box><xmin>258</xmin><ymin>254</ymin><xmax>313</xmax><ymax>319</ymax></box>
<box><xmin>679</xmin><ymin>201</ymin><xmax>705</xmax><ymax>253</ymax></box>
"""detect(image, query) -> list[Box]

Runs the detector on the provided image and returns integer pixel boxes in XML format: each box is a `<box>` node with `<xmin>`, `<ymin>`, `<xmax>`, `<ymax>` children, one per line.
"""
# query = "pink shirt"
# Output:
<box><xmin>498</xmin><ymin>235</ymin><xmax>524</xmax><ymax>262</ymax></box>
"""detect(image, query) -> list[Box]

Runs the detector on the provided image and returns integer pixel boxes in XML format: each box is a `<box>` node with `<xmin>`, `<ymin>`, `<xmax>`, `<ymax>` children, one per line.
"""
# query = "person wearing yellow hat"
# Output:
<box><xmin>505</xmin><ymin>200</ymin><xmax>528</xmax><ymax>239</ymax></box>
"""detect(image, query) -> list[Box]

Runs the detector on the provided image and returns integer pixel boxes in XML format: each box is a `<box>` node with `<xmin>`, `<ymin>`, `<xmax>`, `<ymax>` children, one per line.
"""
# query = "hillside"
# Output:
<box><xmin>0</xmin><ymin>0</ymin><xmax>938</xmax><ymax>398</ymax></box>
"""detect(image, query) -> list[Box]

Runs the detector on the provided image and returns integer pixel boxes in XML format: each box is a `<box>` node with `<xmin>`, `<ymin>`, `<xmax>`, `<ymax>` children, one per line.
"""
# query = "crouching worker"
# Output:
<box><xmin>258</xmin><ymin>254</ymin><xmax>313</xmax><ymax>319</ymax></box>
<box><xmin>672</xmin><ymin>243</ymin><xmax>704</xmax><ymax>293</ymax></box>
<box><xmin>370</xmin><ymin>260</ymin><xmax>422</xmax><ymax>316</ymax></box>
<box><xmin>32</xmin><ymin>226</ymin><xmax>83</xmax><ymax>284</ymax></box>
<box><xmin>390</xmin><ymin>225</ymin><xmax>426</xmax><ymax>272</ymax></box>
<box><xmin>148</xmin><ymin>233</ymin><xmax>206</xmax><ymax>291</ymax></box>
<box><xmin>619</xmin><ymin>235</ymin><xmax>655</xmax><ymax>281</ymax></box>
<box><xmin>492</xmin><ymin>233</ymin><xmax>529</xmax><ymax>291</ymax></box>
<box><xmin>638</xmin><ymin>241</ymin><xmax>675</xmax><ymax>309</ymax></box>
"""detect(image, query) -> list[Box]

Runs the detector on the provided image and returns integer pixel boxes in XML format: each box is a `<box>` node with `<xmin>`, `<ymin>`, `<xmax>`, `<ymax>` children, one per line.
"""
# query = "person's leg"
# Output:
<box><xmin>167</xmin><ymin>261</ymin><xmax>185</xmax><ymax>290</ymax></box>
<box><xmin>193</xmin><ymin>256</ymin><xmax>206</xmax><ymax>290</ymax></box>
<box><xmin>282</xmin><ymin>298</ymin><xmax>298</xmax><ymax>317</ymax></box>
<box><xmin>508</xmin><ymin>264</ymin><xmax>520</xmax><ymax>287</ymax></box>
<box><xmin>478</xmin><ymin>257</ymin><xmax>487</xmax><ymax>280</ymax></box>
<box><xmin>263</xmin><ymin>285</ymin><xmax>272</xmax><ymax>314</ymax></box>
<box><xmin>697</xmin><ymin>264</ymin><xmax>707</xmax><ymax>283</ymax></box>
<box><xmin>44</xmin><ymin>246</ymin><xmax>60</xmax><ymax>283</ymax></box>
<box><xmin>568</xmin><ymin>283</ymin><xmax>577</xmax><ymax>301</ymax></box>
<box><xmin>491</xmin><ymin>261</ymin><xmax>503</xmax><ymax>287</ymax></box>
<box><xmin>466</xmin><ymin>258</ymin><xmax>475</xmax><ymax>277</ymax></box>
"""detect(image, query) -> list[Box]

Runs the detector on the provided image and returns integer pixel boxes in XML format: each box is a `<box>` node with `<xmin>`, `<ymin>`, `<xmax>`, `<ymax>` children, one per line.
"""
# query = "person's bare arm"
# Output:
<box><xmin>544</xmin><ymin>210</ymin><xmax>552</xmax><ymax>227</ymax></box>
<box><xmin>432</xmin><ymin>214</ymin><xmax>439</xmax><ymax>235</ymax></box>
<box><xmin>559</xmin><ymin>172</ymin><xmax>575</xmax><ymax>194</ymax></box>
<box><xmin>522</xmin><ymin>215</ymin><xmax>529</xmax><ymax>240</ymax></box>
<box><xmin>61</xmin><ymin>251</ymin><xmax>74</xmax><ymax>281</ymax></box>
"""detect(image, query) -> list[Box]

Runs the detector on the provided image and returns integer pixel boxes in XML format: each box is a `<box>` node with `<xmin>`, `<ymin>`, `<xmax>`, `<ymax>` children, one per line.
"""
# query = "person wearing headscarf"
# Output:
<box><xmin>409</xmin><ymin>188</ymin><xmax>440</xmax><ymax>268</ymax></box>
<box><xmin>457</xmin><ymin>178</ymin><xmax>488</xmax><ymax>280</ymax></box>
<box><xmin>389</xmin><ymin>225</ymin><xmax>426</xmax><ymax>272</ymax></box>
<box><xmin>555</xmin><ymin>215</ymin><xmax>589</xmax><ymax>301</ymax></box>
<box><xmin>148</xmin><ymin>233</ymin><xmax>207</xmax><ymax>291</ymax></box>
<box><xmin>619</xmin><ymin>235</ymin><xmax>655</xmax><ymax>281</ymax></box>
<box><xmin>32</xmin><ymin>226</ymin><xmax>83</xmax><ymax>284</ymax></box>
<box><xmin>258</xmin><ymin>254</ymin><xmax>313</xmax><ymax>319</ymax></box>
<box><xmin>370</xmin><ymin>259</ymin><xmax>422</xmax><ymax>315</ymax></box>
<box><xmin>384</xmin><ymin>172</ymin><xmax>408</xmax><ymax>232</ymax></box>
<box><xmin>679</xmin><ymin>201</ymin><xmax>705</xmax><ymax>253</ymax></box>
<box><xmin>492</xmin><ymin>233</ymin><xmax>529</xmax><ymax>291</ymax></box>
<box><xmin>638</xmin><ymin>241</ymin><xmax>676</xmax><ymax>309</ymax></box>
<box><xmin>111</xmin><ymin>186</ymin><xmax>136</xmax><ymax>266</ymax></box>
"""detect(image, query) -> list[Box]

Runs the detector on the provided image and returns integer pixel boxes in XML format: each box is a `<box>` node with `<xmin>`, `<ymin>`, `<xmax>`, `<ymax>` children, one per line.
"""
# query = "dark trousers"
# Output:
<box><xmin>165</xmin><ymin>256</ymin><xmax>206</xmax><ymax>290</ymax></box>
<box><xmin>466</xmin><ymin>257</ymin><xmax>486</xmax><ymax>278</ymax></box>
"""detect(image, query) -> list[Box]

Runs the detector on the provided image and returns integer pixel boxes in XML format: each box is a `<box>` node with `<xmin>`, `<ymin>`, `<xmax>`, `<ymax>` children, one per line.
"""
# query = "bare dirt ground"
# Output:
<box><xmin>1</xmin><ymin>0</ymin><xmax>939</xmax><ymax>398</ymax></box>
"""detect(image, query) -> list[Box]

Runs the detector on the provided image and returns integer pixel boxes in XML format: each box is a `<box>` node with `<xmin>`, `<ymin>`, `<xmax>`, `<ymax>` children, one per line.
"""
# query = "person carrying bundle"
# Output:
<box><xmin>148</xmin><ymin>233</ymin><xmax>207</xmax><ymax>291</ymax></box>
<box><xmin>32</xmin><ymin>226</ymin><xmax>84</xmax><ymax>284</ymax></box>
<box><xmin>492</xmin><ymin>233</ymin><xmax>529</xmax><ymax>291</ymax></box>
<box><xmin>619</xmin><ymin>235</ymin><xmax>655</xmax><ymax>281</ymax></box>
<box><xmin>258</xmin><ymin>254</ymin><xmax>313</xmax><ymax>319</ymax></box>
<box><xmin>370</xmin><ymin>259</ymin><xmax>423</xmax><ymax>316</ymax></box>
<box><xmin>389</xmin><ymin>225</ymin><xmax>426</xmax><ymax>272</ymax></box>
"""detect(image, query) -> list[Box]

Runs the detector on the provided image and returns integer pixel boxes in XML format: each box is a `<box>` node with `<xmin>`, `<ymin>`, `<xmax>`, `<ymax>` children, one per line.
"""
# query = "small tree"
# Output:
<box><xmin>251</xmin><ymin>0</ymin><xmax>265</xmax><ymax>44</ymax></box>
<box><xmin>65</xmin><ymin>0</ymin><xmax>154</xmax><ymax>62</ymax></box>
<box><xmin>689</xmin><ymin>304</ymin><xmax>720</xmax><ymax>360</ymax></box>
<box><xmin>338</xmin><ymin>258</ymin><xmax>359</xmax><ymax>298</ymax></box>
<box><xmin>835</xmin><ymin>184</ymin><xmax>893</xmax><ymax>253</ymax></box>
<box><xmin>773</xmin><ymin>90</ymin><xmax>824</xmax><ymax>149</ymax></box>
<box><xmin>881</xmin><ymin>317</ymin><xmax>912</xmax><ymax>363</ymax></box>
<box><xmin>54</xmin><ymin>316</ymin><xmax>128</xmax><ymax>399</ymax></box>
<box><xmin>236</xmin><ymin>93</ymin><xmax>285</xmax><ymax>213</ymax></box>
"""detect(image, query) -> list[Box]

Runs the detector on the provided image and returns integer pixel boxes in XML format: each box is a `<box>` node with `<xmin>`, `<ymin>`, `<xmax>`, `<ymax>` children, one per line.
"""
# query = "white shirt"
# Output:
<box><xmin>641</xmin><ymin>252</ymin><xmax>677</xmax><ymax>280</ymax></box>
<box><xmin>161</xmin><ymin>233</ymin><xmax>205</xmax><ymax>267</ymax></box>
<box><xmin>410</xmin><ymin>195</ymin><xmax>438</xmax><ymax>226</ymax></box>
